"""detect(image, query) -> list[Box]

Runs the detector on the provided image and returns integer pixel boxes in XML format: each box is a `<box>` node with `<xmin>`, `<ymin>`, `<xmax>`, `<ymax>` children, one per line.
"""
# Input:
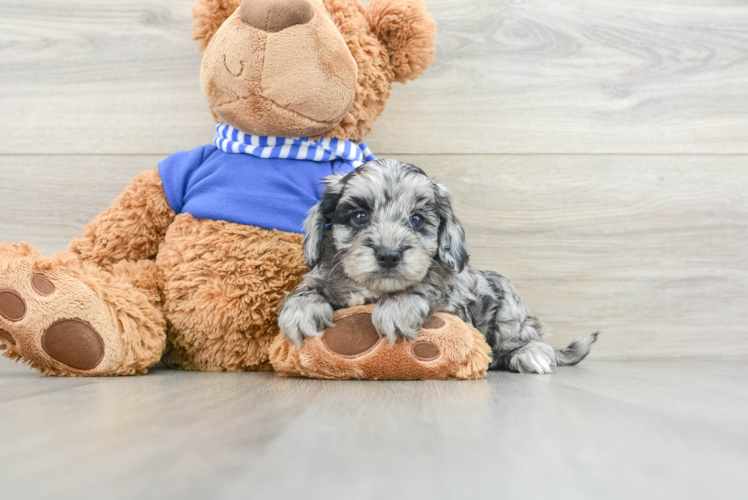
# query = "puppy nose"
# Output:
<box><xmin>240</xmin><ymin>0</ymin><xmax>314</xmax><ymax>32</ymax></box>
<box><xmin>376</xmin><ymin>249</ymin><xmax>403</xmax><ymax>269</ymax></box>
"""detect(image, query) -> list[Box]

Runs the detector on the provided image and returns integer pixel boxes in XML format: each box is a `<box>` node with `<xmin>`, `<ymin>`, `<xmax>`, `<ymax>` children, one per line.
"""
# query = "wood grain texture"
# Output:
<box><xmin>0</xmin><ymin>359</ymin><xmax>747</xmax><ymax>499</ymax></box>
<box><xmin>0</xmin><ymin>156</ymin><xmax>161</xmax><ymax>254</ymax></box>
<box><xmin>1</xmin><ymin>0</ymin><xmax>748</xmax><ymax>154</ymax></box>
<box><xmin>404</xmin><ymin>154</ymin><xmax>748</xmax><ymax>359</ymax></box>
<box><xmin>2</xmin><ymin>154</ymin><xmax>747</xmax><ymax>359</ymax></box>
<box><xmin>371</xmin><ymin>0</ymin><xmax>748</xmax><ymax>154</ymax></box>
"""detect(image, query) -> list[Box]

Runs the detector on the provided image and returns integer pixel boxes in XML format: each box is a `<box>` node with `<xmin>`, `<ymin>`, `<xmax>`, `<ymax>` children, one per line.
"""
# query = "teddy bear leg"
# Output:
<box><xmin>0</xmin><ymin>243</ymin><xmax>166</xmax><ymax>376</ymax></box>
<box><xmin>157</xmin><ymin>215</ymin><xmax>307</xmax><ymax>372</ymax></box>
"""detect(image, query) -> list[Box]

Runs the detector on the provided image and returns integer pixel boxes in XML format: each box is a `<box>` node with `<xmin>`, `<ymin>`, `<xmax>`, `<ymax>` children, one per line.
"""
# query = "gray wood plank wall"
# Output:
<box><xmin>1</xmin><ymin>0</ymin><xmax>747</xmax><ymax>359</ymax></box>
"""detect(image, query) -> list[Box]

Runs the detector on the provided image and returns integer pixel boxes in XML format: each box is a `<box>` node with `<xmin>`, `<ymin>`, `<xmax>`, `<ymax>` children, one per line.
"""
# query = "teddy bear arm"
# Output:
<box><xmin>68</xmin><ymin>168</ymin><xmax>175</xmax><ymax>269</ymax></box>
<box><xmin>270</xmin><ymin>305</ymin><xmax>492</xmax><ymax>380</ymax></box>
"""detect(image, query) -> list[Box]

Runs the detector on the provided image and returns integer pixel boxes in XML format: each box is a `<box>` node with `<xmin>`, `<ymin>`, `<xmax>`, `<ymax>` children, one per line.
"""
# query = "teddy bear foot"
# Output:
<box><xmin>269</xmin><ymin>304</ymin><xmax>492</xmax><ymax>380</ymax></box>
<box><xmin>0</xmin><ymin>243</ymin><xmax>165</xmax><ymax>376</ymax></box>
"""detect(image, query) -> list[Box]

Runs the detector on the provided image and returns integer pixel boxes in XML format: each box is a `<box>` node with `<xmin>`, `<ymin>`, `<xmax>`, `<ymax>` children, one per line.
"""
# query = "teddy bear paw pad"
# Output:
<box><xmin>322</xmin><ymin>313</ymin><xmax>382</xmax><ymax>358</ymax></box>
<box><xmin>0</xmin><ymin>258</ymin><xmax>125</xmax><ymax>376</ymax></box>
<box><xmin>30</xmin><ymin>275</ymin><xmax>56</xmax><ymax>296</ymax></box>
<box><xmin>411</xmin><ymin>341</ymin><xmax>440</xmax><ymax>361</ymax></box>
<box><xmin>41</xmin><ymin>319</ymin><xmax>105</xmax><ymax>371</ymax></box>
<box><xmin>0</xmin><ymin>289</ymin><xmax>27</xmax><ymax>321</ymax></box>
<box><xmin>422</xmin><ymin>316</ymin><xmax>445</xmax><ymax>329</ymax></box>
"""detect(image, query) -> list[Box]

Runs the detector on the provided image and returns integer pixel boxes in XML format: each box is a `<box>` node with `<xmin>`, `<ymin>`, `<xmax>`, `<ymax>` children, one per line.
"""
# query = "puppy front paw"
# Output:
<box><xmin>372</xmin><ymin>294</ymin><xmax>431</xmax><ymax>344</ymax></box>
<box><xmin>278</xmin><ymin>296</ymin><xmax>334</xmax><ymax>347</ymax></box>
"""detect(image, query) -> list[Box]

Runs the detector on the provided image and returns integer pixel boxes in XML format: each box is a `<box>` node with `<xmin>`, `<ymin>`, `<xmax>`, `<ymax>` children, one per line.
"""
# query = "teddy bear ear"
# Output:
<box><xmin>364</xmin><ymin>0</ymin><xmax>437</xmax><ymax>83</ymax></box>
<box><xmin>192</xmin><ymin>0</ymin><xmax>242</xmax><ymax>51</ymax></box>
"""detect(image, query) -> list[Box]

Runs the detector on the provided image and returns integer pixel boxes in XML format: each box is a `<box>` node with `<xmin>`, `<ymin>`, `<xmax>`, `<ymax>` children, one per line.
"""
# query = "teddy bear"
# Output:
<box><xmin>0</xmin><ymin>0</ymin><xmax>490</xmax><ymax>379</ymax></box>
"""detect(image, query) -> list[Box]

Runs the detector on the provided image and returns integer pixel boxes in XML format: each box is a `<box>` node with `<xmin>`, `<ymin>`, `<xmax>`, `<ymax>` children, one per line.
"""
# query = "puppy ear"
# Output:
<box><xmin>365</xmin><ymin>0</ymin><xmax>437</xmax><ymax>83</ymax></box>
<box><xmin>192</xmin><ymin>0</ymin><xmax>241</xmax><ymax>51</ymax></box>
<box><xmin>433</xmin><ymin>182</ymin><xmax>469</xmax><ymax>273</ymax></box>
<box><xmin>303</xmin><ymin>174</ymin><xmax>347</xmax><ymax>269</ymax></box>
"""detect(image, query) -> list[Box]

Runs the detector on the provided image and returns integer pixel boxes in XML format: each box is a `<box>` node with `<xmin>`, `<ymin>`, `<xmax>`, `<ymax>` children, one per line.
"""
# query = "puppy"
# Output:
<box><xmin>278</xmin><ymin>159</ymin><xmax>597</xmax><ymax>373</ymax></box>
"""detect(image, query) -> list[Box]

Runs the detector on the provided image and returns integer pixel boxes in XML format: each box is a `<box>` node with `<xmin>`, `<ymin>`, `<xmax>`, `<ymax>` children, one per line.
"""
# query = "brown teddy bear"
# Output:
<box><xmin>0</xmin><ymin>0</ymin><xmax>490</xmax><ymax>379</ymax></box>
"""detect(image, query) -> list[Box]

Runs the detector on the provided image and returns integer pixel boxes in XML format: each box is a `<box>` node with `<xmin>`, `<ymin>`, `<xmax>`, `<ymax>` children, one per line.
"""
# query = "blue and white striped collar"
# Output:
<box><xmin>213</xmin><ymin>123</ymin><xmax>376</xmax><ymax>169</ymax></box>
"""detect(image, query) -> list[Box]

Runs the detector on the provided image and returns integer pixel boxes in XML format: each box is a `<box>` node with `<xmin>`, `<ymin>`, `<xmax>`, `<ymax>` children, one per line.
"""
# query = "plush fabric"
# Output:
<box><xmin>194</xmin><ymin>0</ymin><xmax>437</xmax><ymax>142</ymax></box>
<box><xmin>192</xmin><ymin>0</ymin><xmax>242</xmax><ymax>51</ymax></box>
<box><xmin>200</xmin><ymin>6</ymin><xmax>358</xmax><ymax>137</ymax></box>
<box><xmin>68</xmin><ymin>169</ymin><xmax>175</xmax><ymax>269</ymax></box>
<box><xmin>157</xmin><ymin>215</ymin><xmax>307</xmax><ymax>372</ymax></box>
<box><xmin>240</xmin><ymin>0</ymin><xmax>314</xmax><ymax>33</ymax></box>
<box><xmin>0</xmin><ymin>243</ymin><xmax>166</xmax><ymax>376</ymax></box>
<box><xmin>269</xmin><ymin>305</ymin><xmax>491</xmax><ymax>380</ymax></box>
<box><xmin>0</xmin><ymin>0</ymin><xmax>484</xmax><ymax>381</ymax></box>
<box><xmin>365</xmin><ymin>0</ymin><xmax>437</xmax><ymax>83</ymax></box>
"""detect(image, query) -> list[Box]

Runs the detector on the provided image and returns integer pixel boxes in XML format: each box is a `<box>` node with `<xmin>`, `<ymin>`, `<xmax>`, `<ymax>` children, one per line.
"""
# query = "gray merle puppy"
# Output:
<box><xmin>278</xmin><ymin>159</ymin><xmax>597</xmax><ymax>373</ymax></box>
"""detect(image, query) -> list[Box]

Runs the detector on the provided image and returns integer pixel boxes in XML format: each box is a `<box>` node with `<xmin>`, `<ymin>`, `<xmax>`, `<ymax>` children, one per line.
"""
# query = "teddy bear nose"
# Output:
<box><xmin>240</xmin><ymin>0</ymin><xmax>314</xmax><ymax>33</ymax></box>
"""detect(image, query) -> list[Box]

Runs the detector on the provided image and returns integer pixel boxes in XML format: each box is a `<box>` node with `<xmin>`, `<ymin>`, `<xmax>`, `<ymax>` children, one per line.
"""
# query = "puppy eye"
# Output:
<box><xmin>411</xmin><ymin>214</ymin><xmax>425</xmax><ymax>230</ymax></box>
<box><xmin>351</xmin><ymin>211</ymin><xmax>369</xmax><ymax>227</ymax></box>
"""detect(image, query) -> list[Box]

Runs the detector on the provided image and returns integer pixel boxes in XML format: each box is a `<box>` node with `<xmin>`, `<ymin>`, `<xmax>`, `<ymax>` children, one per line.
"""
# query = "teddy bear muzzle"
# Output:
<box><xmin>200</xmin><ymin>0</ymin><xmax>358</xmax><ymax>138</ymax></box>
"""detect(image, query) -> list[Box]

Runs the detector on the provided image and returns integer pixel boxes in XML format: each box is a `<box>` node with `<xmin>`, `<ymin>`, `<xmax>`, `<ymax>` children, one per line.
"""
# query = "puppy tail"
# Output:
<box><xmin>555</xmin><ymin>332</ymin><xmax>599</xmax><ymax>366</ymax></box>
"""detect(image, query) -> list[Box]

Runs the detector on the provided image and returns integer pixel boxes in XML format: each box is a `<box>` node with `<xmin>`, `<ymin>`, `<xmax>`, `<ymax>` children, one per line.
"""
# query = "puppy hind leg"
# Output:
<box><xmin>509</xmin><ymin>341</ymin><xmax>557</xmax><ymax>374</ymax></box>
<box><xmin>496</xmin><ymin>332</ymin><xmax>599</xmax><ymax>373</ymax></box>
<box><xmin>490</xmin><ymin>316</ymin><xmax>556</xmax><ymax>374</ymax></box>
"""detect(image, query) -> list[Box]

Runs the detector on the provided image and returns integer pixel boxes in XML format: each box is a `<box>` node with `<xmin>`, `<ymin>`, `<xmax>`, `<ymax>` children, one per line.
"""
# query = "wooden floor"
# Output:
<box><xmin>1</xmin><ymin>359</ymin><xmax>747</xmax><ymax>499</ymax></box>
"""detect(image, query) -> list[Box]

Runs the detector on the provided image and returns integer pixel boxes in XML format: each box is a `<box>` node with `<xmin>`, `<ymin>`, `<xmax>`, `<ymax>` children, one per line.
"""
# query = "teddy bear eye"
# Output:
<box><xmin>351</xmin><ymin>211</ymin><xmax>369</xmax><ymax>227</ymax></box>
<box><xmin>410</xmin><ymin>214</ymin><xmax>425</xmax><ymax>230</ymax></box>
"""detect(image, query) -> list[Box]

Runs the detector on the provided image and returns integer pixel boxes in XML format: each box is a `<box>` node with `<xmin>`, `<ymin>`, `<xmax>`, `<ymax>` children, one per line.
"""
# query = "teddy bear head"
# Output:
<box><xmin>192</xmin><ymin>0</ymin><xmax>436</xmax><ymax>142</ymax></box>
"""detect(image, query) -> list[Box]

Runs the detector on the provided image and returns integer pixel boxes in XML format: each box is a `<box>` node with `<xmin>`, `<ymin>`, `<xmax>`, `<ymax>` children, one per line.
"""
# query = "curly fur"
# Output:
<box><xmin>279</xmin><ymin>160</ymin><xmax>598</xmax><ymax>374</ymax></box>
<box><xmin>319</xmin><ymin>0</ymin><xmax>394</xmax><ymax>142</ymax></box>
<box><xmin>68</xmin><ymin>168</ymin><xmax>175</xmax><ymax>269</ymax></box>
<box><xmin>157</xmin><ymin>215</ymin><xmax>307</xmax><ymax>372</ymax></box>
<box><xmin>0</xmin><ymin>243</ymin><xmax>166</xmax><ymax>376</ymax></box>
<box><xmin>365</xmin><ymin>0</ymin><xmax>437</xmax><ymax>83</ymax></box>
<box><xmin>192</xmin><ymin>0</ymin><xmax>242</xmax><ymax>51</ymax></box>
<box><xmin>321</xmin><ymin>0</ymin><xmax>435</xmax><ymax>140</ymax></box>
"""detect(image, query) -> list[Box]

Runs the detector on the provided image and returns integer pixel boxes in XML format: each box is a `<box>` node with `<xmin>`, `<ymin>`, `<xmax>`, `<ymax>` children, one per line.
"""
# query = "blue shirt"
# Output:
<box><xmin>158</xmin><ymin>145</ymin><xmax>353</xmax><ymax>234</ymax></box>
